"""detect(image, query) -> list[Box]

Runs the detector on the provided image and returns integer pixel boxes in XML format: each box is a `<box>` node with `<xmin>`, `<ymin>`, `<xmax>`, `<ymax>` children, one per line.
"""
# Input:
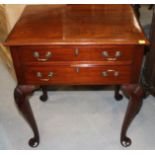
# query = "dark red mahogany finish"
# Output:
<box><xmin>4</xmin><ymin>5</ymin><xmax>149</xmax><ymax>147</ymax></box>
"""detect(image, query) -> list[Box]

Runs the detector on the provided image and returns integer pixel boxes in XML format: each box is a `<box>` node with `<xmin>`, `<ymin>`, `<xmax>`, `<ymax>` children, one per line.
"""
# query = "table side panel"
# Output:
<box><xmin>131</xmin><ymin>45</ymin><xmax>145</xmax><ymax>83</ymax></box>
<box><xmin>10</xmin><ymin>46</ymin><xmax>25</xmax><ymax>84</ymax></box>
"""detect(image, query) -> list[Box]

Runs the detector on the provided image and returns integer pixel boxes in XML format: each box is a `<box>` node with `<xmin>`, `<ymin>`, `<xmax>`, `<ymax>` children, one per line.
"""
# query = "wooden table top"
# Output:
<box><xmin>5</xmin><ymin>4</ymin><xmax>148</xmax><ymax>46</ymax></box>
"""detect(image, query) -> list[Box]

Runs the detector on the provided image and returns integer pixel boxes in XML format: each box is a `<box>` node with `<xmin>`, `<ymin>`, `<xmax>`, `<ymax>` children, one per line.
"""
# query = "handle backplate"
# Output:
<box><xmin>33</xmin><ymin>51</ymin><xmax>52</xmax><ymax>62</ymax></box>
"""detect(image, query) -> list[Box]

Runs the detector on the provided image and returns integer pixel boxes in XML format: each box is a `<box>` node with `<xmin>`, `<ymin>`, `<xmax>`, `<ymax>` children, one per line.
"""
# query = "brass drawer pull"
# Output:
<box><xmin>101</xmin><ymin>70</ymin><xmax>120</xmax><ymax>77</ymax></box>
<box><xmin>102</xmin><ymin>51</ymin><xmax>109</xmax><ymax>57</ymax></box>
<box><xmin>113</xmin><ymin>71</ymin><xmax>120</xmax><ymax>77</ymax></box>
<box><xmin>36</xmin><ymin>72</ymin><xmax>54</xmax><ymax>81</ymax></box>
<box><xmin>102</xmin><ymin>71</ymin><xmax>108</xmax><ymax>77</ymax></box>
<box><xmin>36</xmin><ymin>72</ymin><xmax>43</xmax><ymax>78</ymax></box>
<box><xmin>101</xmin><ymin>51</ymin><xmax>122</xmax><ymax>60</ymax></box>
<box><xmin>33</xmin><ymin>51</ymin><xmax>52</xmax><ymax>61</ymax></box>
<box><xmin>74</xmin><ymin>48</ymin><xmax>79</xmax><ymax>56</ymax></box>
<box><xmin>40</xmin><ymin>79</ymin><xmax>50</xmax><ymax>82</ymax></box>
<box><xmin>115</xmin><ymin>51</ymin><xmax>122</xmax><ymax>58</ymax></box>
<box><xmin>48</xmin><ymin>72</ymin><xmax>54</xmax><ymax>77</ymax></box>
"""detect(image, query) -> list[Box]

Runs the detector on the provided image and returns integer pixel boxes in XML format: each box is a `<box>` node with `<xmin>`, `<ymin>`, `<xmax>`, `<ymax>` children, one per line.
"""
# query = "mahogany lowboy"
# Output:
<box><xmin>4</xmin><ymin>5</ymin><xmax>149</xmax><ymax>148</ymax></box>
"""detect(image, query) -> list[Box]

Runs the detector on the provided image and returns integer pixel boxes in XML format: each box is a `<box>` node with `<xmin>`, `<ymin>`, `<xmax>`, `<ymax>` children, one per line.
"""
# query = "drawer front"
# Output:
<box><xmin>23</xmin><ymin>65</ymin><xmax>132</xmax><ymax>85</ymax></box>
<box><xmin>18</xmin><ymin>46</ymin><xmax>134</xmax><ymax>63</ymax></box>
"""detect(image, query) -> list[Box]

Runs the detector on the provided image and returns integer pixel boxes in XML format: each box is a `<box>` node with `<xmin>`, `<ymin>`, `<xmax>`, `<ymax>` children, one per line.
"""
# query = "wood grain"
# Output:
<box><xmin>23</xmin><ymin>65</ymin><xmax>132</xmax><ymax>85</ymax></box>
<box><xmin>4</xmin><ymin>4</ymin><xmax>148</xmax><ymax>46</ymax></box>
<box><xmin>18</xmin><ymin>45</ymin><xmax>134</xmax><ymax>63</ymax></box>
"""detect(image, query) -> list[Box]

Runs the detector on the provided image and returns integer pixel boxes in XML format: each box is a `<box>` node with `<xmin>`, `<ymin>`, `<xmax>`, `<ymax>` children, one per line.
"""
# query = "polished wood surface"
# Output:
<box><xmin>23</xmin><ymin>65</ymin><xmax>132</xmax><ymax>85</ymax></box>
<box><xmin>121</xmin><ymin>84</ymin><xmax>144</xmax><ymax>147</ymax></box>
<box><xmin>18</xmin><ymin>45</ymin><xmax>134</xmax><ymax>62</ymax></box>
<box><xmin>10</xmin><ymin>44</ymin><xmax>144</xmax><ymax>85</ymax></box>
<box><xmin>4</xmin><ymin>5</ymin><xmax>149</xmax><ymax>147</ymax></box>
<box><xmin>5</xmin><ymin>4</ymin><xmax>148</xmax><ymax>46</ymax></box>
<box><xmin>14</xmin><ymin>85</ymin><xmax>40</xmax><ymax>147</ymax></box>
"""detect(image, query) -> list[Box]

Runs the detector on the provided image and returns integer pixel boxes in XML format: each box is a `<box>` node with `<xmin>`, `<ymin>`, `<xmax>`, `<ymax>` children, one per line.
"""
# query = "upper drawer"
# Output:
<box><xmin>18</xmin><ymin>45</ymin><xmax>134</xmax><ymax>63</ymax></box>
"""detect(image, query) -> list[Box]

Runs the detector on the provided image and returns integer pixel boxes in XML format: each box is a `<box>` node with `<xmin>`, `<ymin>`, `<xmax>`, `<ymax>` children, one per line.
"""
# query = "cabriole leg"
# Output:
<box><xmin>14</xmin><ymin>85</ymin><xmax>39</xmax><ymax>147</ymax></box>
<box><xmin>40</xmin><ymin>86</ymin><xmax>48</xmax><ymax>102</ymax></box>
<box><xmin>120</xmin><ymin>84</ymin><xmax>144</xmax><ymax>147</ymax></box>
<box><xmin>114</xmin><ymin>85</ymin><xmax>123</xmax><ymax>101</ymax></box>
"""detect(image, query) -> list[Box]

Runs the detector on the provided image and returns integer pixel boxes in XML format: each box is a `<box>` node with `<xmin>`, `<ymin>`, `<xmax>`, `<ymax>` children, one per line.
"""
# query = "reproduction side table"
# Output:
<box><xmin>4</xmin><ymin>5</ymin><xmax>149</xmax><ymax>147</ymax></box>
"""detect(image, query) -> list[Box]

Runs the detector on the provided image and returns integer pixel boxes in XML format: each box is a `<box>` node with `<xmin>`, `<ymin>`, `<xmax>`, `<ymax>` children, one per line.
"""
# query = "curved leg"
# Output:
<box><xmin>40</xmin><ymin>86</ymin><xmax>48</xmax><ymax>102</ymax></box>
<box><xmin>114</xmin><ymin>85</ymin><xmax>123</xmax><ymax>101</ymax></box>
<box><xmin>133</xmin><ymin>5</ymin><xmax>141</xmax><ymax>19</ymax></box>
<box><xmin>120</xmin><ymin>84</ymin><xmax>144</xmax><ymax>147</ymax></box>
<box><xmin>14</xmin><ymin>85</ymin><xmax>40</xmax><ymax>147</ymax></box>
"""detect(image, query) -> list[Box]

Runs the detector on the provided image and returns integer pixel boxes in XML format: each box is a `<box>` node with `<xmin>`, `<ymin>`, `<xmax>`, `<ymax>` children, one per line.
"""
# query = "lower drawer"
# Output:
<box><xmin>23</xmin><ymin>65</ymin><xmax>132</xmax><ymax>85</ymax></box>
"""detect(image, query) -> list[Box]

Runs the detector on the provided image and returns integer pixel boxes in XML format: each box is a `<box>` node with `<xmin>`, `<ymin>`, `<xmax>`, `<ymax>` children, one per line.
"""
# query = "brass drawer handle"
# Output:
<box><xmin>102</xmin><ymin>71</ymin><xmax>108</xmax><ymax>77</ymax></box>
<box><xmin>102</xmin><ymin>51</ymin><xmax>109</xmax><ymax>57</ymax></box>
<box><xmin>40</xmin><ymin>79</ymin><xmax>50</xmax><ymax>82</ymax></box>
<box><xmin>101</xmin><ymin>70</ymin><xmax>120</xmax><ymax>77</ymax></box>
<box><xmin>36</xmin><ymin>72</ymin><xmax>54</xmax><ymax>81</ymax></box>
<box><xmin>48</xmin><ymin>72</ymin><xmax>54</xmax><ymax>77</ymax></box>
<box><xmin>101</xmin><ymin>51</ymin><xmax>122</xmax><ymax>60</ymax></box>
<box><xmin>33</xmin><ymin>51</ymin><xmax>52</xmax><ymax>61</ymax></box>
<box><xmin>115</xmin><ymin>51</ymin><xmax>122</xmax><ymax>58</ymax></box>
<box><xmin>36</xmin><ymin>72</ymin><xmax>43</xmax><ymax>78</ymax></box>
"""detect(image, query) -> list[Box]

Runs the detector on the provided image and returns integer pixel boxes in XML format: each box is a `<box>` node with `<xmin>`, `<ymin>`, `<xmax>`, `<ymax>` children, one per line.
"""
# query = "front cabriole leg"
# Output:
<box><xmin>14</xmin><ymin>85</ymin><xmax>40</xmax><ymax>147</ymax></box>
<box><xmin>120</xmin><ymin>84</ymin><xmax>144</xmax><ymax>147</ymax></box>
